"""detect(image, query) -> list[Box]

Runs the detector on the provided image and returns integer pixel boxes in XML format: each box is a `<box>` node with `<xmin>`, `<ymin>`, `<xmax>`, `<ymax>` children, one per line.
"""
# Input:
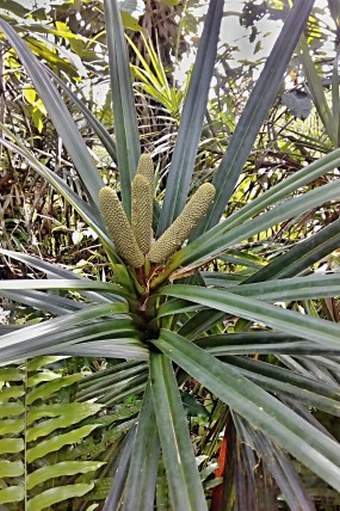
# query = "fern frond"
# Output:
<box><xmin>0</xmin><ymin>359</ymin><xmax>104</xmax><ymax>508</ymax></box>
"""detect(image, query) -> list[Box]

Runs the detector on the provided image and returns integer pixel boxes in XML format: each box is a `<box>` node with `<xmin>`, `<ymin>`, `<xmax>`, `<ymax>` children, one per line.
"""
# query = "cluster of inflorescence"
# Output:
<box><xmin>99</xmin><ymin>154</ymin><xmax>216</xmax><ymax>268</ymax></box>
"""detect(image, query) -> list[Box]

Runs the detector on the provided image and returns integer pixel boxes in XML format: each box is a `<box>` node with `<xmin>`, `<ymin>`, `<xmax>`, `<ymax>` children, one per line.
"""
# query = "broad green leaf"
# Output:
<box><xmin>28</xmin><ymin>369</ymin><xmax>66</xmax><ymax>386</ymax></box>
<box><xmin>27</xmin><ymin>402</ymin><xmax>100</xmax><ymax>424</ymax></box>
<box><xmin>0</xmin><ymin>402</ymin><xmax>24</xmax><ymax>418</ymax></box>
<box><xmin>0</xmin><ymin>485</ymin><xmax>24</xmax><ymax>504</ymax></box>
<box><xmin>0</xmin><ymin>418</ymin><xmax>24</xmax><ymax>435</ymax></box>
<box><xmin>0</xmin><ymin>368</ymin><xmax>23</xmax><ymax>381</ymax></box>
<box><xmin>27</xmin><ymin>424</ymin><xmax>99</xmax><ymax>462</ymax></box>
<box><xmin>202</xmin><ymin>0</ymin><xmax>315</xmax><ymax>230</ymax></box>
<box><xmin>104</xmin><ymin>0</ymin><xmax>140</xmax><ymax>215</ymax></box>
<box><xmin>0</xmin><ymin>386</ymin><xmax>24</xmax><ymax>400</ymax></box>
<box><xmin>158</xmin><ymin>0</ymin><xmax>224</xmax><ymax>235</ymax></box>
<box><xmin>0</xmin><ymin>437</ymin><xmax>24</xmax><ymax>454</ymax></box>
<box><xmin>27</xmin><ymin>374</ymin><xmax>83</xmax><ymax>405</ymax></box>
<box><xmin>159</xmin><ymin>285</ymin><xmax>340</xmax><ymax>348</ymax></box>
<box><xmin>0</xmin><ymin>18</ymin><xmax>104</xmax><ymax>207</ymax></box>
<box><xmin>150</xmin><ymin>353</ymin><xmax>208</xmax><ymax>511</ymax></box>
<box><xmin>27</xmin><ymin>483</ymin><xmax>94</xmax><ymax>511</ymax></box>
<box><xmin>153</xmin><ymin>330</ymin><xmax>340</xmax><ymax>491</ymax></box>
<box><xmin>0</xmin><ymin>460</ymin><xmax>24</xmax><ymax>478</ymax></box>
<box><xmin>27</xmin><ymin>461</ymin><xmax>104</xmax><ymax>490</ymax></box>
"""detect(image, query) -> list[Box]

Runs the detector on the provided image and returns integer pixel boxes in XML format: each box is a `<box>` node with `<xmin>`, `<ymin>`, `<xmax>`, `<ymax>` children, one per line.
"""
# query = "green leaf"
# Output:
<box><xmin>171</xmin><ymin>177</ymin><xmax>340</xmax><ymax>268</ymax></box>
<box><xmin>0</xmin><ymin>303</ymin><xmax>128</xmax><ymax>365</ymax></box>
<box><xmin>27</xmin><ymin>374</ymin><xmax>83</xmax><ymax>405</ymax></box>
<box><xmin>104</xmin><ymin>0</ymin><xmax>140</xmax><ymax>215</ymax></box>
<box><xmin>27</xmin><ymin>461</ymin><xmax>104</xmax><ymax>490</ymax></box>
<box><xmin>192</xmin><ymin>147</ymin><xmax>340</xmax><ymax>249</ymax></box>
<box><xmin>27</xmin><ymin>402</ymin><xmax>100</xmax><ymax>424</ymax></box>
<box><xmin>196</xmin><ymin>332</ymin><xmax>340</xmax><ymax>356</ymax></box>
<box><xmin>0</xmin><ymin>460</ymin><xmax>24</xmax><ymax>478</ymax></box>
<box><xmin>27</xmin><ymin>483</ymin><xmax>94</xmax><ymax>511</ymax></box>
<box><xmin>153</xmin><ymin>330</ymin><xmax>340</xmax><ymax>492</ymax></box>
<box><xmin>0</xmin><ymin>402</ymin><xmax>24</xmax><ymax>418</ymax></box>
<box><xmin>0</xmin><ymin>278</ymin><xmax>128</xmax><ymax>299</ymax></box>
<box><xmin>122</xmin><ymin>385</ymin><xmax>160</xmax><ymax>511</ymax></box>
<box><xmin>299</xmin><ymin>36</ymin><xmax>337</xmax><ymax>145</ymax></box>
<box><xmin>159</xmin><ymin>285</ymin><xmax>340</xmax><ymax>348</ymax></box>
<box><xmin>0</xmin><ymin>437</ymin><xmax>24</xmax><ymax>454</ymax></box>
<box><xmin>27</xmin><ymin>424</ymin><xmax>99</xmax><ymax>463</ymax></box>
<box><xmin>102</xmin><ymin>427</ymin><xmax>137</xmax><ymax>510</ymax></box>
<box><xmin>0</xmin><ymin>418</ymin><xmax>24</xmax><ymax>435</ymax></box>
<box><xmin>0</xmin><ymin>485</ymin><xmax>24</xmax><ymax>505</ymax></box>
<box><xmin>149</xmin><ymin>353</ymin><xmax>208</xmax><ymax>511</ymax></box>
<box><xmin>47</xmin><ymin>66</ymin><xmax>117</xmax><ymax>162</ymax></box>
<box><xmin>0</xmin><ymin>18</ymin><xmax>104</xmax><ymax>208</ymax></box>
<box><xmin>202</xmin><ymin>0</ymin><xmax>315</xmax><ymax>230</ymax></box>
<box><xmin>222</xmin><ymin>356</ymin><xmax>340</xmax><ymax>416</ymax></box>
<box><xmin>245</xmin><ymin>217</ymin><xmax>340</xmax><ymax>282</ymax></box>
<box><xmin>157</xmin><ymin>0</ymin><xmax>224</xmax><ymax>235</ymax></box>
<box><xmin>53</xmin><ymin>339</ymin><xmax>149</xmax><ymax>361</ymax></box>
<box><xmin>0</xmin><ymin>133</ymin><xmax>118</xmax><ymax>258</ymax></box>
<box><xmin>178</xmin><ymin>310</ymin><xmax>224</xmax><ymax>339</ymax></box>
<box><xmin>211</xmin><ymin>274</ymin><xmax>340</xmax><ymax>301</ymax></box>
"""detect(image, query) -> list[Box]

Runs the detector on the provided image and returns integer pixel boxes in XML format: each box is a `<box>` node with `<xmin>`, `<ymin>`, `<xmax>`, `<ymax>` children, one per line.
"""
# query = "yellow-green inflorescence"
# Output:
<box><xmin>136</xmin><ymin>153</ymin><xmax>154</xmax><ymax>189</ymax></box>
<box><xmin>99</xmin><ymin>186</ymin><xmax>145</xmax><ymax>268</ymax></box>
<box><xmin>148</xmin><ymin>183</ymin><xmax>216</xmax><ymax>264</ymax></box>
<box><xmin>131</xmin><ymin>174</ymin><xmax>153</xmax><ymax>255</ymax></box>
<box><xmin>99</xmin><ymin>153</ymin><xmax>216</xmax><ymax>270</ymax></box>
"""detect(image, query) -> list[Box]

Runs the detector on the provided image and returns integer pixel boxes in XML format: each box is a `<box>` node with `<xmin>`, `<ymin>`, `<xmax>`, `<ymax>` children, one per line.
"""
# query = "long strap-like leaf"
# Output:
<box><xmin>157</xmin><ymin>0</ymin><xmax>224</xmax><ymax>236</ymax></box>
<box><xmin>122</xmin><ymin>385</ymin><xmax>160</xmax><ymax>511</ymax></box>
<box><xmin>149</xmin><ymin>353</ymin><xmax>208</xmax><ymax>511</ymax></box>
<box><xmin>153</xmin><ymin>330</ymin><xmax>340</xmax><ymax>492</ymax></box>
<box><xmin>200</xmin><ymin>0</ymin><xmax>315</xmax><ymax>232</ymax></box>
<box><xmin>0</xmin><ymin>18</ymin><xmax>104</xmax><ymax>208</ymax></box>
<box><xmin>104</xmin><ymin>0</ymin><xmax>140</xmax><ymax>216</ymax></box>
<box><xmin>158</xmin><ymin>284</ymin><xmax>340</xmax><ymax>348</ymax></box>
